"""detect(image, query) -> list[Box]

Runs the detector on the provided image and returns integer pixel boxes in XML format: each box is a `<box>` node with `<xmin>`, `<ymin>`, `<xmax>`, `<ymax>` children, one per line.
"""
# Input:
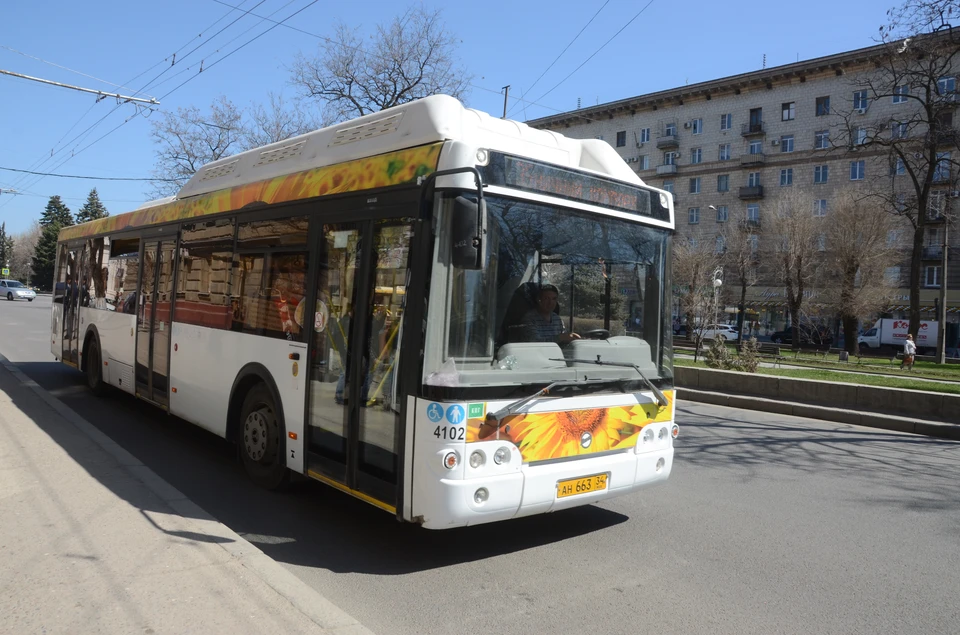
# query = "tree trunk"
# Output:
<box><xmin>842</xmin><ymin>313</ymin><xmax>859</xmax><ymax>355</ymax></box>
<box><xmin>738</xmin><ymin>282</ymin><xmax>747</xmax><ymax>347</ymax></box>
<box><xmin>908</xmin><ymin>223</ymin><xmax>923</xmax><ymax>336</ymax></box>
<box><xmin>790</xmin><ymin>304</ymin><xmax>802</xmax><ymax>352</ymax></box>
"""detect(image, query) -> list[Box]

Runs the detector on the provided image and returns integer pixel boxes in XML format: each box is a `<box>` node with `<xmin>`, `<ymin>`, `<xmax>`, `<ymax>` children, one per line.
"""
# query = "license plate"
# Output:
<box><xmin>556</xmin><ymin>473</ymin><xmax>608</xmax><ymax>499</ymax></box>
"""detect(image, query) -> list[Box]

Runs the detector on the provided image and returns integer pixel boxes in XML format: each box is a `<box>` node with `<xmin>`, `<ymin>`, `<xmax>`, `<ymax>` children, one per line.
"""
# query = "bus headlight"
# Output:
<box><xmin>659</xmin><ymin>192</ymin><xmax>670</xmax><ymax>209</ymax></box>
<box><xmin>469</xmin><ymin>450</ymin><xmax>486</xmax><ymax>469</ymax></box>
<box><xmin>443</xmin><ymin>451</ymin><xmax>460</xmax><ymax>470</ymax></box>
<box><xmin>656</xmin><ymin>457</ymin><xmax>665</xmax><ymax>472</ymax></box>
<box><xmin>474</xmin><ymin>488</ymin><xmax>489</xmax><ymax>504</ymax></box>
<box><xmin>658</xmin><ymin>427</ymin><xmax>667</xmax><ymax>440</ymax></box>
<box><xmin>642</xmin><ymin>428</ymin><xmax>655</xmax><ymax>444</ymax></box>
<box><xmin>493</xmin><ymin>446</ymin><xmax>510</xmax><ymax>465</ymax></box>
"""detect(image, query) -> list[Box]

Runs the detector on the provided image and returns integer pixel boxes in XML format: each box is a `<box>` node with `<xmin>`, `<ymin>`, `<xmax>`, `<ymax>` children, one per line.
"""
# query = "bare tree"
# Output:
<box><xmin>9</xmin><ymin>221</ymin><xmax>41</xmax><ymax>284</ymax></box>
<box><xmin>720</xmin><ymin>208</ymin><xmax>761</xmax><ymax>346</ymax></box>
<box><xmin>767</xmin><ymin>188</ymin><xmax>826</xmax><ymax>350</ymax></box>
<box><xmin>673</xmin><ymin>229</ymin><xmax>722</xmax><ymax>359</ymax></box>
<box><xmin>148</xmin><ymin>96</ymin><xmax>245</xmax><ymax>198</ymax></box>
<box><xmin>243</xmin><ymin>92</ymin><xmax>320</xmax><ymax>149</ymax></box>
<box><xmin>820</xmin><ymin>189</ymin><xmax>899</xmax><ymax>354</ymax></box>
<box><xmin>289</xmin><ymin>5</ymin><xmax>471</xmax><ymax>123</ymax></box>
<box><xmin>833</xmin><ymin>9</ymin><xmax>960</xmax><ymax>335</ymax></box>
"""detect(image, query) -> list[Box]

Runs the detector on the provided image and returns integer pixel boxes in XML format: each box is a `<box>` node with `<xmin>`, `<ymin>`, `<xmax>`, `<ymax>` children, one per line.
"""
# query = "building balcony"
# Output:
<box><xmin>740</xmin><ymin>153</ymin><xmax>765</xmax><ymax>166</ymax></box>
<box><xmin>739</xmin><ymin>218</ymin><xmax>762</xmax><ymax>231</ymax></box>
<box><xmin>656</xmin><ymin>164</ymin><xmax>678</xmax><ymax>175</ymax></box>
<box><xmin>738</xmin><ymin>185</ymin><xmax>764</xmax><ymax>200</ymax></box>
<box><xmin>922</xmin><ymin>245</ymin><xmax>944</xmax><ymax>260</ymax></box>
<box><xmin>741</xmin><ymin>122</ymin><xmax>765</xmax><ymax>137</ymax></box>
<box><xmin>656</xmin><ymin>133</ymin><xmax>680</xmax><ymax>149</ymax></box>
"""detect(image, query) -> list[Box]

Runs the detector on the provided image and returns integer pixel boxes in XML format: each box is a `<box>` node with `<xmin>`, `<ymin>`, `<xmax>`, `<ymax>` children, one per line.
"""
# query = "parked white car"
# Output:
<box><xmin>1</xmin><ymin>279</ymin><xmax>36</xmax><ymax>301</ymax></box>
<box><xmin>697</xmin><ymin>324</ymin><xmax>738</xmax><ymax>342</ymax></box>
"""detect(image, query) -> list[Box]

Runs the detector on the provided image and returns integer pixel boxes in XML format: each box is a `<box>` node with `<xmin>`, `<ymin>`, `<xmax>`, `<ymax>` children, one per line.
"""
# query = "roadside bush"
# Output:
<box><xmin>704</xmin><ymin>336</ymin><xmax>761</xmax><ymax>373</ymax></box>
<box><xmin>705</xmin><ymin>337</ymin><xmax>735</xmax><ymax>370</ymax></box>
<box><xmin>739</xmin><ymin>337</ymin><xmax>761</xmax><ymax>373</ymax></box>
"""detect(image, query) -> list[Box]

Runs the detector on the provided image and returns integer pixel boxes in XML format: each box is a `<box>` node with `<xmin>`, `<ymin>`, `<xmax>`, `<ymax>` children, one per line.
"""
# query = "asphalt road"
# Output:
<box><xmin>4</xmin><ymin>296</ymin><xmax>960</xmax><ymax>635</ymax></box>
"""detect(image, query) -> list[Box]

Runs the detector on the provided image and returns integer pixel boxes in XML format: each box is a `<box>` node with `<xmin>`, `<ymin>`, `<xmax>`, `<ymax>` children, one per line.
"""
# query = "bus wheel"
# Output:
<box><xmin>85</xmin><ymin>340</ymin><xmax>107</xmax><ymax>396</ymax></box>
<box><xmin>239</xmin><ymin>384</ymin><xmax>289</xmax><ymax>490</ymax></box>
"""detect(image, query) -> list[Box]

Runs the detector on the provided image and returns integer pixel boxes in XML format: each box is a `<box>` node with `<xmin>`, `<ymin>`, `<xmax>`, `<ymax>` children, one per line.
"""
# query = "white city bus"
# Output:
<box><xmin>51</xmin><ymin>95</ymin><xmax>677</xmax><ymax>529</ymax></box>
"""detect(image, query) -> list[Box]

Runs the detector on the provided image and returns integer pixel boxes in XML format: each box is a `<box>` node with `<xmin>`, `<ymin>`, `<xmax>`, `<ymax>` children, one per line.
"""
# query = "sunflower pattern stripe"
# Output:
<box><xmin>58</xmin><ymin>143</ymin><xmax>443</xmax><ymax>242</ymax></box>
<box><xmin>466</xmin><ymin>391</ymin><xmax>674</xmax><ymax>463</ymax></box>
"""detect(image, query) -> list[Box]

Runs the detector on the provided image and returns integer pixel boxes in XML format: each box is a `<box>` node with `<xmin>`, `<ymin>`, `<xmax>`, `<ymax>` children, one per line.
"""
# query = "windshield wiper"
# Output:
<box><xmin>482</xmin><ymin>378</ymin><xmax>606</xmax><ymax>437</ymax></box>
<box><xmin>550</xmin><ymin>356</ymin><xmax>669</xmax><ymax>408</ymax></box>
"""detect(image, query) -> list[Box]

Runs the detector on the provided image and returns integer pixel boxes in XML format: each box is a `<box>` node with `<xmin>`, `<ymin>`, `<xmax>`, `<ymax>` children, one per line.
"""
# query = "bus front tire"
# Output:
<box><xmin>85</xmin><ymin>340</ymin><xmax>106</xmax><ymax>396</ymax></box>
<box><xmin>239</xmin><ymin>384</ymin><xmax>289</xmax><ymax>490</ymax></box>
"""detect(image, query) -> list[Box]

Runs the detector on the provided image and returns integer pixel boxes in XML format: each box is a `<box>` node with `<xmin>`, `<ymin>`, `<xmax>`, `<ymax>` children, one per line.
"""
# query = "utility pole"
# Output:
<box><xmin>501</xmin><ymin>85</ymin><xmax>510</xmax><ymax>119</ymax></box>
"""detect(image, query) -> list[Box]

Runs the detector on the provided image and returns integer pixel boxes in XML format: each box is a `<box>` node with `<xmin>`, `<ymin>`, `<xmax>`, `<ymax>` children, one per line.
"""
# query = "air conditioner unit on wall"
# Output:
<box><xmin>771</xmin><ymin>139</ymin><xmax>779</xmax><ymax>145</ymax></box>
<box><xmin>683</xmin><ymin>122</ymin><xmax>691</xmax><ymax>129</ymax></box>
<box><xmin>855</xmin><ymin>108</ymin><xmax>867</xmax><ymax>114</ymax></box>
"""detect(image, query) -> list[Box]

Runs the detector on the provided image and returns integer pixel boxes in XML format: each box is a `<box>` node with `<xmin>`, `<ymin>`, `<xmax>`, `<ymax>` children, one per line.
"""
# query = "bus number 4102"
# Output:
<box><xmin>434</xmin><ymin>426</ymin><xmax>465</xmax><ymax>441</ymax></box>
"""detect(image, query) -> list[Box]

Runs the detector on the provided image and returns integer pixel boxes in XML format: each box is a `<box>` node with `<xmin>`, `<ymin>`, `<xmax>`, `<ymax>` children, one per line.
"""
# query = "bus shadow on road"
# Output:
<box><xmin>9</xmin><ymin>359</ymin><xmax>631</xmax><ymax>575</ymax></box>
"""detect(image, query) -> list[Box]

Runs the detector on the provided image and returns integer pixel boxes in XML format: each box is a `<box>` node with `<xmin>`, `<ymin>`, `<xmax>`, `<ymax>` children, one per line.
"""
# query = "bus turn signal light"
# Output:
<box><xmin>288</xmin><ymin>432</ymin><xmax>297</xmax><ymax>440</ymax></box>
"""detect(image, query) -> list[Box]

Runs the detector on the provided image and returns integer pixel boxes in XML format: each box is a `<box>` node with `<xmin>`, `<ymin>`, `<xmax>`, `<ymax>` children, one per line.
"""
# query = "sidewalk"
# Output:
<box><xmin>0</xmin><ymin>357</ymin><xmax>373</xmax><ymax>635</ymax></box>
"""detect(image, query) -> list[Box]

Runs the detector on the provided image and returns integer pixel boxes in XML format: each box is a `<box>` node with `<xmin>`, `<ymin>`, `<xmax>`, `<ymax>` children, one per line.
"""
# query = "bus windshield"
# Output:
<box><xmin>424</xmin><ymin>193</ymin><xmax>672</xmax><ymax>393</ymax></box>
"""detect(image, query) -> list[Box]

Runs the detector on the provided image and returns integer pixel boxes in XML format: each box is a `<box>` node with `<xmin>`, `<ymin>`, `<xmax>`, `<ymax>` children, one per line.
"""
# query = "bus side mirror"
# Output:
<box><xmin>450</xmin><ymin>196</ymin><xmax>488</xmax><ymax>270</ymax></box>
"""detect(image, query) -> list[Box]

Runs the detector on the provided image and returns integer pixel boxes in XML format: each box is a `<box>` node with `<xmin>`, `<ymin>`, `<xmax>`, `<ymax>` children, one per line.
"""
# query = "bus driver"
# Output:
<box><xmin>521</xmin><ymin>284</ymin><xmax>581</xmax><ymax>345</ymax></box>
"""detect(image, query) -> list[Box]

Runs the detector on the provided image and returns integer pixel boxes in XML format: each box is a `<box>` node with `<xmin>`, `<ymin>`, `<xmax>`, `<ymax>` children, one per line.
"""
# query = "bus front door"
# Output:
<box><xmin>135</xmin><ymin>239</ymin><xmax>176</xmax><ymax>407</ymax></box>
<box><xmin>306</xmin><ymin>219</ymin><xmax>414</xmax><ymax>509</ymax></box>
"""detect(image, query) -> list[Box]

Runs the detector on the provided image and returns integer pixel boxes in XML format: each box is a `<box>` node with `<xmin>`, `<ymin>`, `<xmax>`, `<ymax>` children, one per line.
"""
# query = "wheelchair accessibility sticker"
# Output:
<box><xmin>426</xmin><ymin>403</ymin><xmax>444</xmax><ymax>423</ymax></box>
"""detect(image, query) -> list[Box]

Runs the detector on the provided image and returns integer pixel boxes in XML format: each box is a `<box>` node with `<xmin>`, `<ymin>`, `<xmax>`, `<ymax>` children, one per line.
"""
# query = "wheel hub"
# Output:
<box><xmin>243</xmin><ymin>410</ymin><xmax>271</xmax><ymax>462</ymax></box>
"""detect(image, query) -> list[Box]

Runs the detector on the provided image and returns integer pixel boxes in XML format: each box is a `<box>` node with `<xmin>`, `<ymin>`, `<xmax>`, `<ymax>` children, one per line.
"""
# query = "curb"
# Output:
<box><xmin>0</xmin><ymin>351</ymin><xmax>374</xmax><ymax>635</ymax></box>
<box><xmin>678</xmin><ymin>387</ymin><xmax>960</xmax><ymax>440</ymax></box>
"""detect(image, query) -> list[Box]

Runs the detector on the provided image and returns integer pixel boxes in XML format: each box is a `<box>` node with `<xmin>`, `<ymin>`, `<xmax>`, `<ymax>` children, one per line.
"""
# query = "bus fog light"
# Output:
<box><xmin>469</xmin><ymin>450</ymin><xmax>485</xmax><ymax>469</ymax></box>
<box><xmin>672</xmin><ymin>424</ymin><xmax>679</xmax><ymax>439</ymax></box>
<box><xmin>659</xmin><ymin>192</ymin><xmax>670</xmax><ymax>208</ymax></box>
<box><xmin>642</xmin><ymin>428</ymin><xmax>654</xmax><ymax>444</ymax></box>
<box><xmin>474</xmin><ymin>488</ymin><xmax>489</xmax><ymax>504</ymax></box>
<box><xmin>656</xmin><ymin>457</ymin><xmax>665</xmax><ymax>472</ymax></box>
<box><xmin>493</xmin><ymin>446</ymin><xmax>510</xmax><ymax>465</ymax></box>
<box><xmin>658</xmin><ymin>427</ymin><xmax>667</xmax><ymax>440</ymax></box>
<box><xmin>443</xmin><ymin>451</ymin><xmax>460</xmax><ymax>470</ymax></box>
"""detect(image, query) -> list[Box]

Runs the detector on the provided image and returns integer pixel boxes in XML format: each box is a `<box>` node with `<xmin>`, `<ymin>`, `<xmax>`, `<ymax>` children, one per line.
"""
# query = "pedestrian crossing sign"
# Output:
<box><xmin>1</xmin><ymin>268</ymin><xmax>8</xmax><ymax>276</ymax></box>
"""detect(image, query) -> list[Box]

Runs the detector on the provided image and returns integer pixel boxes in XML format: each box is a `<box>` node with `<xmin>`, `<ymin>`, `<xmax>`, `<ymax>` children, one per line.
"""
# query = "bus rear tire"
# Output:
<box><xmin>239</xmin><ymin>384</ymin><xmax>289</xmax><ymax>490</ymax></box>
<box><xmin>85</xmin><ymin>340</ymin><xmax>107</xmax><ymax>396</ymax></box>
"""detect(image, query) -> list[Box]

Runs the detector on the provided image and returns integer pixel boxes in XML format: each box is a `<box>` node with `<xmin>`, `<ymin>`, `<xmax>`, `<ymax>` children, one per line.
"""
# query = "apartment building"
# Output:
<box><xmin>528</xmin><ymin>41</ymin><xmax>960</xmax><ymax>336</ymax></box>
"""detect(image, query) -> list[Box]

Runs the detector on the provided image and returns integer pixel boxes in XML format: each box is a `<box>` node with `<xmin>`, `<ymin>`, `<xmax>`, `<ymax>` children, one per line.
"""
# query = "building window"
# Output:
<box><xmin>719</xmin><ymin>143</ymin><xmax>731</xmax><ymax>161</ymax></box>
<box><xmin>780</xmin><ymin>135</ymin><xmax>794</xmax><ymax>152</ymax></box>
<box><xmin>814</xmin><ymin>165</ymin><xmax>829</xmax><ymax>183</ymax></box>
<box><xmin>813</xmin><ymin>199</ymin><xmax>828</xmax><ymax>217</ymax></box>
<box><xmin>938</xmin><ymin>76</ymin><xmax>956</xmax><ymax>96</ymax></box>
<box><xmin>663</xmin><ymin>181</ymin><xmax>674</xmax><ymax>193</ymax></box>
<box><xmin>782</xmin><ymin>102</ymin><xmax>796</xmax><ymax>121</ymax></box>
<box><xmin>780</xmin><ymin>168</ymin><xmax>793</xmax><ymax>186</ymax></box>
<box><xmin>887</xmin><ymin>230</ymin><xmax>901</xmax><ymax>247</ymax></box>
<box><xmin>929</xmin><ymin>190</ymin><xmax>946</xmax><ymax>219</ymax></box>
<box><xmin>640</xmin><ymin>128</ymin><xmax>651</xmax><ymax>143</ymax></box>
<box><xmin>815</xmin><ymin>130</ymin><xmax>830</xmax><ymax>149</ymax></box>
<box><xmin>689</xmin><ymin>178</ymin><xmax>701</xmax><ymax>194</ymax></box>
<box><xmin>884</xmin><ymin>266</ymin><xmax>901</xmax><ymax>286</ymax></box>
<box><xmin>816</xmin><ymin>234</ymin><xmax>827</xmax><ymax>251</ymax></box>
<box><xmin>689</xmin><ymin>207</ymin><xmax>700</xmax><ymax>224</ymax></box>
<box><xmin>925</xmin><ymin>265</ymin><xmax>942</xmax><ymax>287</ymax></box>
<box><xmin>716</xmin><ymin>235</ymin><xmax>726</xmax><ymax>253</ymax></box>
<box><xmin>748</xmin><ymin>172</ymin><xmax>761</xmax><ymax>187</ymax></box>
<box><xmin>691</xmin><ymin>147</ymin><xmax>702</xmax><ymax>164</ymax></box>
<box><xmin>665</xmin><ymin>122</ymin><xmax>677</xmax><ymax>136</ymax></box>
<box><xmin>854</xmin><ymin>127</ymin><xmax>867</xmax><ymax>145</ymax></box>
<box><xmin>892</xmin><ymin>158</ymin><xmax>906</xmax><ymax>175</ymax></box>
<box><xmin>748</xmin><ymin>234</ymin><xmax>759</xmax><ymax>254</ymax></box>
<box><xmin>934</xmin><ymin>151</ymin><xmax>951</xmax><ymax>182</ymax></box>
<box><xmin>692</xmin><ymin>118</ymin><xmax>703</xmax><ymax>134</ymax></box>
<box><xmin>639</xmin><ymin>155</ymin><xmax>650</xmax><ymax>170</ymax></box>
<box><xmin>716</xmin><ymin>205</ymin><xmax>729</xmax><ymax>222</ymax></box>
<box><xmin>720</xmin><ymin>113</ymin><xmax>732</xmax><ymax>130</ymax></box>
<box><xmin>718</xmin><ymin>174</ymin><xmax>730</xmax><ymax>192</ymax></box>
<box><xmin>749</xmin><ymin>140</ymin><xmax>763</xmax><ymax>154</ymax></box>
<box><xmin>891</xmin><ymin>122</ymin><xmax>908</xmax><ymax>139</ymax></box>
<box><xmin>853</xmin><ymin>90</ymin><xmax>869</xmax><ymax>111</ymax></box>
<box><xmin>850</xmin><ymin>160</ymin><xmax>865</xmax><ymax>180</ymax></box>
<box><xmin>664</xmin><ymin>151</ymin><xmax>677</xmax><ymax>165</ymax></box>
<box><xmin>746</xmin><ymin>203</ymin><xmax>760</xmax><ymax>223</ymax></box>
<box><xmin>616</xmin><ymin>131</ymin><xmax>626</xmax><ymax>147</ymax></box>
<box><xmin>893</xmin><ymin>85</ymin><xmax>909</xmax><ymax>103</ymax></box>
<box><xmin>816</xmin><ymin>96</ymin><xmax>830</xmax><ymax>116</ymax></box>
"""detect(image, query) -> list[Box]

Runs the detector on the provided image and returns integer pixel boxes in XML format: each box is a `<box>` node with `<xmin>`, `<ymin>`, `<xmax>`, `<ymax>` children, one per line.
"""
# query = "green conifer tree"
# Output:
<box><xmin>32</xmin><ymin>195</ymin><xmax>73</xmax><ymax>290</ymax></box>
<box><xmin>39</xmin><ymin>195</ymin><xmax>73</xmax><ymax>228</ymax></box>
<box><xmin>75</xmin><ymin>188</ymin><xmax>109</xmax><ymax>224</ymax></box>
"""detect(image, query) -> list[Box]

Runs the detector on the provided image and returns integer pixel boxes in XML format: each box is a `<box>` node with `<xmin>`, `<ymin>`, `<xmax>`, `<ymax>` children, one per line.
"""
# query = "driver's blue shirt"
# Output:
<box><xmin>521</xmin><ymin>309</ymin><xmax>566</xmax><ymax>343</ymax></box>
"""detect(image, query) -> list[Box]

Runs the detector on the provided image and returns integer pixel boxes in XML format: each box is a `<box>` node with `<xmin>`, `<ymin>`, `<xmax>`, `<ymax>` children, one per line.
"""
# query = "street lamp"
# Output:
<box><xmin>712</xmin><ymin>266</ymin><xmax>723</xmax><ymax>330</ymax></box>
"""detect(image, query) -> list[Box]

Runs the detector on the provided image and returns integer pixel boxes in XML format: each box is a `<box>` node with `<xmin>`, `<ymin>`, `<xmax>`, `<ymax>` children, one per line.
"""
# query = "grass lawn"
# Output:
<box><xmin>674</xmin><ymin>357</ymin><xmax>960</xmax><ymax>395</ymax></box>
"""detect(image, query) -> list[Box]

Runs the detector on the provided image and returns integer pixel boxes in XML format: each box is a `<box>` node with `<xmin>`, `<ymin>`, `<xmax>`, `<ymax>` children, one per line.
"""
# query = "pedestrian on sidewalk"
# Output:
<box><xmin>901</xmin><ymin>334</ymin><xmax>916</xmax><ymax>371</ymax></box>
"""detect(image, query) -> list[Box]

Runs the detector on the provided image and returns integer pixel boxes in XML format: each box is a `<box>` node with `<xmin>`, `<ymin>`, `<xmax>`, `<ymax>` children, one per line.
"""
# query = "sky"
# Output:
<box><xmin>0</xmin><ymin>0</ymin><xmax>897</xmax><ymax>235</ymax></box>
